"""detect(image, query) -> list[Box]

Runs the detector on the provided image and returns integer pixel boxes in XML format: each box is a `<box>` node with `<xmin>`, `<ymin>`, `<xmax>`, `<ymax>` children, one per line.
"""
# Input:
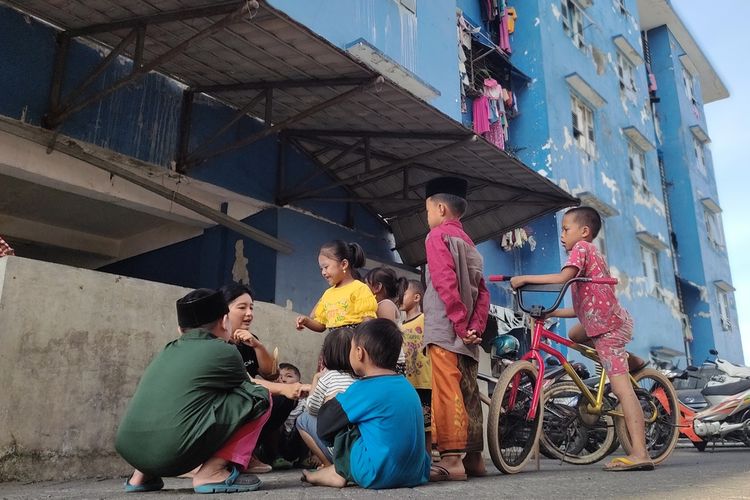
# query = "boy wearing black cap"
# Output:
<box><xmin>423</xmin><ymin>176</ymin><xmax>490</xmax><ymax>481</ymax></box>
<box><xmin>116</xmin><ymin>289</ymin><xmax>273</xmax><ymax>494</ymax></box>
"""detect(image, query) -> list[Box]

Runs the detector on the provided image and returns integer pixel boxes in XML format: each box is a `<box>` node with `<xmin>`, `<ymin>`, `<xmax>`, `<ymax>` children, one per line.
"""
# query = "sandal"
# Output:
<box><xmin>194</xmin><ymin>466</ymin><xmax>262</xmax><ymax>494</ymax></box>
<box><xmin>124</xmin><ymin>474</ymin><xmax>163</xmax><ymax>493</ymax></box>
<box><xmin>429</xmin><ymin>464</ymin><xmax>468</xmax><ymax>482</ymax></box>
<box><xmin>243</xmin><ymin>456</ymin><xmax>272</xmax><ymax>474</ymax></box>
<box><xmin>603</xmin><ymin>457</ymin><xmax>655</xmax><ymax>472</ymax></box>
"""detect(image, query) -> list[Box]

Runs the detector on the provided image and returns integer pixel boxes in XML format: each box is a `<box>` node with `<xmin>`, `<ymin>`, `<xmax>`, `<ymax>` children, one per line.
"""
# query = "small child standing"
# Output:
<box><xmin>510</xmin><ymin>206</ymin><xmax>654</xmax><ymax>471</ymax></box>
<box><xmin>295</xmin><ymin>329</ymin><xmax>357</xmax><ymax>466</ymax></box>
<box><xmin>400</xmin><ymin>280</ymin><xmax>432</xmax><ymax>453</ymax></box>
<box><xmin>422</xmin><ymin>176</ymin><xmax>490</xmax><ymax>481</ymax></box>
<box><xmin>303</xmin><ymin>319</ymin><xmax>431</xmax><ymax>489</ymax></box>
<box><xmin>296</xmin><ymin>240</ymin><xmax>377</xmax><ymax>332</ymax></box>
<box><xmin>364</xmin><ymin>266</ymin><xmax>408</xmax><ymax>323</ymax></box>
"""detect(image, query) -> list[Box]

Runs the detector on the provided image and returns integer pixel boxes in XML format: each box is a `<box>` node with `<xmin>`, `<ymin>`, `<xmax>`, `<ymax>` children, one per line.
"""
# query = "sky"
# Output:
<box><xmin>672</xmin><ymin>0</ymin><xmax>750</xmax><ymax>362</ymax></box>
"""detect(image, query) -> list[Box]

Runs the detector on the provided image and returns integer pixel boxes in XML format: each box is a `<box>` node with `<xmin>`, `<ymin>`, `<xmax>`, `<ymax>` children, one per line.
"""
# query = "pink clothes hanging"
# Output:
<box><xmin>487</xmin><ymin>121</ymin><xmax>505</xmax><ymax>150</ymax></box>
<box><xmin>473</xmin><ymin>95</ymin><xmax>491</xmax><ymax>135</ymax></box>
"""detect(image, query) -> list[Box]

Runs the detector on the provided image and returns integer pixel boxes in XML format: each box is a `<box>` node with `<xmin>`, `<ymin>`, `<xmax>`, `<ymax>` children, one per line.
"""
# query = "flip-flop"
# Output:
<box><xmin>193</xmin><ymin>466</ymin><xmax>262</xmax><ymax>494</ymax></box>
<box><xmin>124</xmin><ymin>475</ymin><xmax>164</xmax><ymax>493</ymax></box>
<box><xmin>429</xmin><ymin>464</ymin><xmax>468</xmax><ymax>482</ymax></box>
<box><xmin>603</xmin><ymin>457</ymin><xmax>655</xmax><ymax>472</ymax></box>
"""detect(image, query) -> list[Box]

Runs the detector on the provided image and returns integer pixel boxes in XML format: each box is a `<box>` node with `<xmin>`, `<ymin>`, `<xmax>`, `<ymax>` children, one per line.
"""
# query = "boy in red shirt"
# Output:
<box><xmin>422</xmin><ymin>177</ymin><xmax>490</xmax><ymax>481</ymax></box>
<box><xmin>511</xmin><ymin>207</ymin><xmax>653</xmax><ymax>471</ymax></box>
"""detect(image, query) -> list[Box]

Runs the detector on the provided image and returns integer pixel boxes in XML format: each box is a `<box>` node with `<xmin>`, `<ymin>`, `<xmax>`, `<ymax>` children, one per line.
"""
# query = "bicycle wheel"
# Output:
<box><xmin>487</xmin><ymin>361</ymin><xmax>543</xmax><ymax>474</ymax></box>
<box><xmin>614</xmin><ymin>368</ymin><xmax>680</xmax><ymax>465</ymax></box>
<box><xmin>540</xmin><ymin>381</ymin><xmax>616</xmax><ymax>465</ymax></box>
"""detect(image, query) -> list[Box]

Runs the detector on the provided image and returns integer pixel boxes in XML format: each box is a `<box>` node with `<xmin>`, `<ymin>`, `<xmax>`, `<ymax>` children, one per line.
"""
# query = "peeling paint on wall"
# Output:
<box><xmin>633</xmin><ymin>187</ymin><xmax>666</xmax><ymax>216</ymax></box>
<box><xmin>232</xmin><ymin>240</ymin><xmax>250</xmax><ymax>285</ymax></box>
<box><xmin>600</xmin><ymin>172</ymin><xmax>620</xmax><ymax>205</ymax></box>
<box><xmin>550</xmin><ymin>3</ymin><xmax>561</xmax><ymax>21</ymax></box>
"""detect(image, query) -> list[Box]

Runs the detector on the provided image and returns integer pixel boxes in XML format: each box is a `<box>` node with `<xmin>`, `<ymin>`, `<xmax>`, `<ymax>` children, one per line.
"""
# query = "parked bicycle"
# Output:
<box><xmin>485</xmin><ymin>275</ymin><xmax>680</xmax><ymax>473</ymax></box>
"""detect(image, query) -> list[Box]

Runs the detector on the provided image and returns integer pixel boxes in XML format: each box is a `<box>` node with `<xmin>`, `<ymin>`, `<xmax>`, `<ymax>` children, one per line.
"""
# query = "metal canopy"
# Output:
<box><xmin>6</xmin><ymin>0</ymin><xmax>577</xmax><ymax>266</ymax></box>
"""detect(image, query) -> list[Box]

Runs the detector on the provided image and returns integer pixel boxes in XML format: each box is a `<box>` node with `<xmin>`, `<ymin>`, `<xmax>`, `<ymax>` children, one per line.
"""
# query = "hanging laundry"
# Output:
<box><xmin>499</xmin><ymin>9</ymin><xmax>512</xmax><ymax>53</ymax></box>
<box><xmin>506</xmin><ymin>7</ymin><xmax>517</xmax><ymax>34</ymax></box>
<box><xmin>473</xmin><ymin>95</ymin><xmax>491</xmax><ymax>135</ymax></box>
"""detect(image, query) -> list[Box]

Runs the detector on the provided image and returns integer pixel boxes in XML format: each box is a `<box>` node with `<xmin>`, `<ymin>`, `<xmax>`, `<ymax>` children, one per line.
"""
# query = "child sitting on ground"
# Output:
<box><xmin>261</xmin><ymin>363</ymin><xmax>309</xmax><ymax>470</ymax></box>
<box><xmin>296</xmin><ymin>240</ymin><xmax>377</xmax><ymax>333</ymax></box>
<box><xmin>400</xmin><ymin>280</ymin><xmax>432</xmax><ymax>453</ymax></box>
<box><xmin>295</xmin><ymin>329</ymin><xmax>357</xmax><ymax>467</ymax></box>
<box><xmin>303</xmin><ymin>319</ymin><xmax>431</xmax><ymax>489</ymax></box>
<box><xmin>510</xmin><ymin>206</ymin><xmax>654</xmax><ymax>471</ymax></box>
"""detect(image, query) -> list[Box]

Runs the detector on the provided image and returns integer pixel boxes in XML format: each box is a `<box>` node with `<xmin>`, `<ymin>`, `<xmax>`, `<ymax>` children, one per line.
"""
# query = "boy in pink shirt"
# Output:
<box><xmin>511</xmin><ymin>207</ymin><xmax>653</xmax><ymax>471</ymax></box>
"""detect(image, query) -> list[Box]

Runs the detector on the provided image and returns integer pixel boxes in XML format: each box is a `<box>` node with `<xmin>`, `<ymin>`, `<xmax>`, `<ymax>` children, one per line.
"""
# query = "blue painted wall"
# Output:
<box><xmin>268</xmin><ymin>0</ymin><xmax>461</xmax><ymax>120</ymax></box>
<box><xmin>647</xmin><ymin>25</ymin><xmax>743</xmax><ymax>363</ymax></box>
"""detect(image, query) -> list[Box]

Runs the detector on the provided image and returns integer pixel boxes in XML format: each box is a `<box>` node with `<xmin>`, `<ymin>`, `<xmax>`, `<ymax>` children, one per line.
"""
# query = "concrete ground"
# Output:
<box><xmin>1</xmin><ymin>445</ymin><xmax>748</xmax><ymax>500</ymax></box>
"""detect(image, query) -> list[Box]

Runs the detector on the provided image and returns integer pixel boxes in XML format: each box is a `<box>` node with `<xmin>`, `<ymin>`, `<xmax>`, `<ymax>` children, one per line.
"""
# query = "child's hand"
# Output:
<box><xmin>510</xmin><ymin>276</ymin><xmax>527</xmax><ymax>289</ymax></box>
<box><xmin>295</xmin><ymin>315</ymin><xmax>309</xmax><ymax>330</ymax></box>
<box><xmin>462</xmin><ymin>329</ymin><xmax>483</xmax><ymax>345</ymax></box>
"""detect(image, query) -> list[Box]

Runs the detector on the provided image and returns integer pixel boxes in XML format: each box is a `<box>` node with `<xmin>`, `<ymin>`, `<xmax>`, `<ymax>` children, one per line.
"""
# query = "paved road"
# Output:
<box><xmin>1</xmin><ymin>446</ymin><xmax>748</xmax><ymax>499</ymax></box>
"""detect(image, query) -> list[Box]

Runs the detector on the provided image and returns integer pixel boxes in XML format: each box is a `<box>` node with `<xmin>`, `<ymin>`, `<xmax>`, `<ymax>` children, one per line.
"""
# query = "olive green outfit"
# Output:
<box><xmin>115</xmin><ymin>329</ymin><xmax>270</xmax><ymax>477</ymax></box>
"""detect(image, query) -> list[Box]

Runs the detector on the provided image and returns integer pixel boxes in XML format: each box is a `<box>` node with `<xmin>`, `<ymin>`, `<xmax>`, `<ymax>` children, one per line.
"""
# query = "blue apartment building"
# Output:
<box><xmin>0</xmin><ymin>0</ymin><xmax>741</xmax><ymax>365</ymax></box>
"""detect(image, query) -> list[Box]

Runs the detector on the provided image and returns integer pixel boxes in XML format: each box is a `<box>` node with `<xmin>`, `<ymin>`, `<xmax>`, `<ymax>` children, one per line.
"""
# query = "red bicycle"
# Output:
<box><xmin>486</xmin><ymin>275</ymin><xmax>680</xmax><ymax>473</ymax></box>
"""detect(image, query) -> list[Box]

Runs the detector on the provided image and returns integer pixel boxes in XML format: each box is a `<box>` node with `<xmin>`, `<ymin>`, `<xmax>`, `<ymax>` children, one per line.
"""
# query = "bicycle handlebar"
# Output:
<box><xmin>489</xmin><ymin>275</ymin><xmax>619</xmax><ymax>317</ymax></box>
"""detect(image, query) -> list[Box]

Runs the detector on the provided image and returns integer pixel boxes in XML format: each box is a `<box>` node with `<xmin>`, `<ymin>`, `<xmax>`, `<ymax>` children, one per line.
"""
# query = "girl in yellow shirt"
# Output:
<box><xmin>295</xmin><ymin>240</ymin><xmax>378</xmax><ymax>332</ymax></box>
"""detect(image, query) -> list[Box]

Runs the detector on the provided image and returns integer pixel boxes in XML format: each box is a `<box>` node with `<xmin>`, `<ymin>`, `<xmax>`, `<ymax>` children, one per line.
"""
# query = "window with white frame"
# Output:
<box><xmin>682</xmin><ymin>66</ymin><xmax>697</xmax><ymax>105</ymax></box>
<box><xmin>561</xmin><ymin>1</ymin><xmax>586</xmax><ymax>51</ymax></box>
<box><xmin>617</xmin><ymin>52</ymin><xmax>637</xmax><ymax>101</ymax></box>
<box><xmin>717</xmin><ymin>288</ymin><xmax>732</xmax><ymax>330</ymax></box>
<box><xmin>628</xmin><ymin>142</ymin><xmax>648</xmax><ymax>194</ymax></box>
<box><xmin>614</xmin><ymin>0</ymin><xmax>627</xmax><ymax>15</ymax></box>
<box><xmin>640</xmin><ymin>244</ymin><xmax>661</xmax><ymax>294</ymax></box>
<box><xmin>693</xmin><ymin>136</ymin><xmax>707</xmax><ymax>176</ymax></box>
<box><xmin>704</xmin><ymin>208</ymin><xmax>725</xmax><ymax>250</ymax></box>
<box><xmin>571</xmin><ymin>94</ymin><xmax>596</xmax><ymax>158</ymax></box>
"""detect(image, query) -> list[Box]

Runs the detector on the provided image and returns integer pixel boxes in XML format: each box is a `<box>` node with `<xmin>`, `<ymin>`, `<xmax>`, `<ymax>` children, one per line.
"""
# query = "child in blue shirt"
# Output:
<box><xmin>301</xmin><ymin>319</ymin><xmax>431</xmax><ymax>489</ymax></box>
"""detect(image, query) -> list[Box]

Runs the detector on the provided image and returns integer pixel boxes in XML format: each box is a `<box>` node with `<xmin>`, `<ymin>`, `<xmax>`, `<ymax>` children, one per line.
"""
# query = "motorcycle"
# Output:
<box><xmin>663</xmin><ymin>362</ymin><xmax>750</xmax><ymax>451</ymax></box>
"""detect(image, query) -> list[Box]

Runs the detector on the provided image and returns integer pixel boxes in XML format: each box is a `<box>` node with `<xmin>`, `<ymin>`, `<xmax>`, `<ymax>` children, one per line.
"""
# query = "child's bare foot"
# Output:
<box><xmin>462</xmin><ymin>451</ymin><xmax>487</xmax><ymax>477</ymax></box>
<box><xmin>301</xmin><ymin>465</ymin><xmax>347</xmax><ymax>487</ymax></box>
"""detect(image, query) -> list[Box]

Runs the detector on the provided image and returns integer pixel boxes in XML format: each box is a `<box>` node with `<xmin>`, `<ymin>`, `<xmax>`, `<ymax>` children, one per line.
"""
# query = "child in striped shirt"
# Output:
<box><xmin>296</xmin><ymin>329</ymin><xmax>357</xmax><ymax>466</ymax></box>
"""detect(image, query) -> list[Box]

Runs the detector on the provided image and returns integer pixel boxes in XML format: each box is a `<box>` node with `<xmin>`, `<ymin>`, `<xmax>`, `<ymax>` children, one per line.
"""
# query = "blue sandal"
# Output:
<box><xmin>193</xmin><ymin>465</ymin><xmax>262</xmax><ymax>494</ymax></box>
<box><xmin>124</xmin><ymin>475</ymin><xmax>164</xmax><ymax>492</ymax></box>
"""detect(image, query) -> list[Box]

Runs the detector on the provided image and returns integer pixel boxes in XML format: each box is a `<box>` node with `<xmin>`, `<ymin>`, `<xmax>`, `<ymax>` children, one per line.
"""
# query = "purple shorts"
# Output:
<box><xmin>591</xmin><ymin>316</ymin><xmax>633</xmax><ymax>376</ymax></box>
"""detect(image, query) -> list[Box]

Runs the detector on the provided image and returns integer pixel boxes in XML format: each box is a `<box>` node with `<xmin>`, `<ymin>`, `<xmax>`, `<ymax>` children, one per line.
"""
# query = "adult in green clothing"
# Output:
<box><xmin>115</xmin><ymin>288</ymin><xmax>273</xmax><ymax>494</ymax></box>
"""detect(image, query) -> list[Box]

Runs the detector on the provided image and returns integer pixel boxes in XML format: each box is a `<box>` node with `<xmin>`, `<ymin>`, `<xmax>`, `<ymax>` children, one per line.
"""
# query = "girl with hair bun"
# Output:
<box><xmin>363</xmin><ymin>266</ymin><xmax>408</xmax><ymax>324</ymax></box>
<box><xmin>295</xmin><ymin>240</ymin><xmax>378</xmax><ymax>333</ymax></box>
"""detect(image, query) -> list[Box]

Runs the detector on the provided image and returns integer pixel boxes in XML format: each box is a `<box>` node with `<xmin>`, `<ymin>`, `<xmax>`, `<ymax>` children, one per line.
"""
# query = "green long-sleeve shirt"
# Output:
<box><xmin>115</xmin><ymin>328</ymin><xmax>270</xmax><ymax>477</ymax></box>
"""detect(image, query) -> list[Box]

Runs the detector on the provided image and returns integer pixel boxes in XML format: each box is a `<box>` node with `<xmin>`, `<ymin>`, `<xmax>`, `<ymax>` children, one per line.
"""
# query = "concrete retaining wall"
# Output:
<box><xmin>0</xmin><ymin>256</ymin><xmax>323</xmax><ymax>482</ymax></box>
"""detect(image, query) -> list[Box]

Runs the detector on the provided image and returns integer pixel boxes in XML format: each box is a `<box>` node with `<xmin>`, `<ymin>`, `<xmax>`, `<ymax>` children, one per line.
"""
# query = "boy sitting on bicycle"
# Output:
<box><xmin>510</xmin><ymin>207</ymin><xmax>654</xmax><ymax>471</ymax></box>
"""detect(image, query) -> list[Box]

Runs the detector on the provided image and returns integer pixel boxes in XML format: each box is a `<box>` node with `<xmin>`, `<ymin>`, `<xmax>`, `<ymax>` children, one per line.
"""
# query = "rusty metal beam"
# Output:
<box><xmin>185</xmin><ymin>76</ymin><xmax>383</xmax><ymax>166</ymax></box>
<box><xmin>46</xmin><ymin>4</ymin><xmax>250</xmax><ymax>129</ymax></box>
<box><xmin>175</xmin><ymin>90</ymin><xmax>195</xmax><ymax>173</ymax></box>
<box><xmin>61</xmin><ymin>29</ymin><xmax>138</xmax><ymax>111</ymax></box>
<box><xmin>186</xmin><ymin>90</ymin><xmax>267</xmax><ymax>165</ymax></box>
<box><xmin>284</xmin><ymin>129</ymin><xmax>471</xmax><ymax>141</ymax></box>
<box><xmin>193</xmin><ymin>77</ymin><xmax>375</xmax><ymax>94</ymax></box>
<box><xmin>42</xmin><ymin>33</ymin><xmax>70</xmax><ymax>129</ymax></box>
<box><xmin>66</xmin><ymin>1</ymin><xmax>249</xmax><ymax>37</ymax></box>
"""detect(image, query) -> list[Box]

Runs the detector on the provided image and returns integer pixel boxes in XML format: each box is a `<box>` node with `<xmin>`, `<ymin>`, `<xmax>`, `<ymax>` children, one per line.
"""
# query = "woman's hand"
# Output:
<box><xmin>232</xmin><ymin>329</ymin><xmax>261</xmax><ymax>348</ymax></box>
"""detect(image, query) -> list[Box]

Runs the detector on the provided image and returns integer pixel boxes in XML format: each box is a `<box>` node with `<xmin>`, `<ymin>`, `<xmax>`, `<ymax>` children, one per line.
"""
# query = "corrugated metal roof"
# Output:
<box><xmin>5</xmin><ymin>0</ymin><xmax>577</xmax><ymax>265</ymax></box>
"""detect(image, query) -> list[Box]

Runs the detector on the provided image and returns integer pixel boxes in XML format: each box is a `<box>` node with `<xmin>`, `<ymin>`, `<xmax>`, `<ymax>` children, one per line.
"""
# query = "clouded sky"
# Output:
<box><xmin>672</xmin><ymin>0</ymin><xmax>749</xmax><ymax>362</ymax></box>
